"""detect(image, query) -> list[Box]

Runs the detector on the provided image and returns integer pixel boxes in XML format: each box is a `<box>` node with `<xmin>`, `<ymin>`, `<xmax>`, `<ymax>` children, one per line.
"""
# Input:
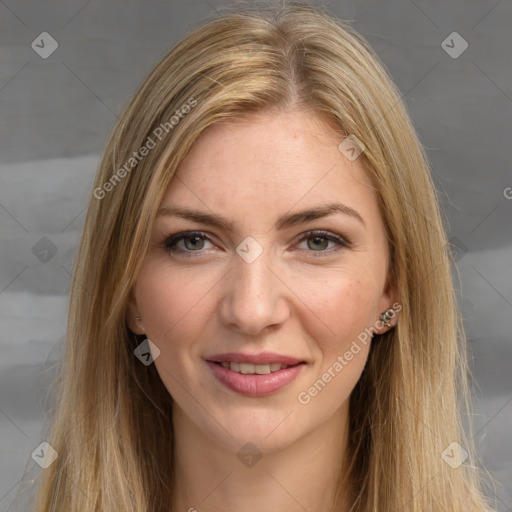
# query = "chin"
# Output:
<box><xmin>198</xmin><ymin>407</ymin><xmax>305</xmax><ymax>455</ymax></box>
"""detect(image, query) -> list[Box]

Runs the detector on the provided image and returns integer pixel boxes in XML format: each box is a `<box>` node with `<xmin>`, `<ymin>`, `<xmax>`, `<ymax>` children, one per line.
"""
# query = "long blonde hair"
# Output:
<box><xmin>32</xmin><ymin>2</ymin><xmax>491</xmax><ymax>510</ymax></box>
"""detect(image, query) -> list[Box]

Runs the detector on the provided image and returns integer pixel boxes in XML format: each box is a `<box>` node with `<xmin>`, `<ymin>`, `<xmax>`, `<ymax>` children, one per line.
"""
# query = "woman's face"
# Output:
<box><xmin>129</xmin><ymin>110</ymin><xmax>396</xmax><ymax>453</ymax></box>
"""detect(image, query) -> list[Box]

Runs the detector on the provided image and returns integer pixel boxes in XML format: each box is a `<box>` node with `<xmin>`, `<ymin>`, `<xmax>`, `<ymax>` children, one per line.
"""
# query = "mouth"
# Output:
<box><xmin>210</xmin><ymin>361</ymin><xmax>300</xmax><ymax>375</ymax></box>
<box><xmin>205</xmin><ymin>354</ymin><xmax>306</xmax><ymax>397</ymax></box>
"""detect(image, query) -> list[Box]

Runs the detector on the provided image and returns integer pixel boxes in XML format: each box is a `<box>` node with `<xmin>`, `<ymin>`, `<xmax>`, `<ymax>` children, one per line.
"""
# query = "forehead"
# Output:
<box><xmin>164</xmin><ymin>110</ymin><xmax>379</xmax><ymax>226</ymax></box>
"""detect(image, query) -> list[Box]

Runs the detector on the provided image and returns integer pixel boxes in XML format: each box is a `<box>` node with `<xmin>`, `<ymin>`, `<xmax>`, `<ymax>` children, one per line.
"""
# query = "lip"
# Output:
<box><xmin>206</xmin><ymin>360</ymin><xmax>305</xmax><ymax>397</ymax></box>
<box><xmin>205</xmin><ymin>351</ymin><xmax>305</xmax><ymax>365</ymax></box>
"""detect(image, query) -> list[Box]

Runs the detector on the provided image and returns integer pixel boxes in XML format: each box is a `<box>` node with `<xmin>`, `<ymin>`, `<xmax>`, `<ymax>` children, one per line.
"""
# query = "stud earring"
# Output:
<box><xmin>379</xmin><ymin>309</ymin><xmax>395</xmax><ymax>328</ymax></box>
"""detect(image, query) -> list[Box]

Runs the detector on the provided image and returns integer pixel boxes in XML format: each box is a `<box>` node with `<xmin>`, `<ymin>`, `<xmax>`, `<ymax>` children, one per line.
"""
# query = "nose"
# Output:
<box><xmin>218</xmin><ymin>250</ymin><xmax>290</xmax><ymax>336</ymax></box>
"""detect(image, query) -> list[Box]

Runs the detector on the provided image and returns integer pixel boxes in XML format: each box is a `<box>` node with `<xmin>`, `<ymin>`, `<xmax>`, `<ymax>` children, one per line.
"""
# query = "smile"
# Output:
<box><xmin>206</xmin><ymin>360</ymin><xmax>305</xmax><ymax>397</ymax></box>
<box><xmin>217</xmin><ymin>361</ymin><xmax>291</xmax><ymax>374</ymax></box>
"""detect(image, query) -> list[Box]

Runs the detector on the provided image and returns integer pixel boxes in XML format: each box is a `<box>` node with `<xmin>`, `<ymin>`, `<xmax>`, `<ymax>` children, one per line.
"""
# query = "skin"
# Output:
<box><xmin>128</xmin><ymin>109</ymin><xmax>397</xmax><ymax>512</ymax></box>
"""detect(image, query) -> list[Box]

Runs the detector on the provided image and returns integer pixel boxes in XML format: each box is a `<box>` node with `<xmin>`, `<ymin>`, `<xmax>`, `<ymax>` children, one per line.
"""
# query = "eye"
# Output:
<box><xmin>161</xmin><ymin>229</ymin><xmax>350</xmax><ymax>259</ymax></box>
<box><xmin>163</xmin><ymin>231</ymin><xmax>215</xmax><ymax>257</ymax></box>
<box><xmin>295</xmin><ymin>230</ymin><xmax>350</xmax><ymax>255</ymax></box>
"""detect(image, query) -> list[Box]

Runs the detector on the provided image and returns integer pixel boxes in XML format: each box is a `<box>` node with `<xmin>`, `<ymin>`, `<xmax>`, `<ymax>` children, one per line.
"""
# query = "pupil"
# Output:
<box><xmin>185</xmin><ymin>236</ymin><xmax>204</xmax><ymax>250</ymax></box>
<box><xmin>308</xmin><ymin>237</ymin><xmax>328</xmax><ymax>250</ymax></box>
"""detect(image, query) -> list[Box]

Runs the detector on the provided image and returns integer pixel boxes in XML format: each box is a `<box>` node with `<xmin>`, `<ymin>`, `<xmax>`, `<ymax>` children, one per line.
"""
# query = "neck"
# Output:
<box><xmin>170</xmin><ymin>401</ymin><xmax>352</xmax><ymax>512</ymax></box>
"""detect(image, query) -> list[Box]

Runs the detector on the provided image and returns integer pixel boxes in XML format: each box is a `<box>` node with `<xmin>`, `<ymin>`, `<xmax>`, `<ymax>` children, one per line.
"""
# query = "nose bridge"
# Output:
<box><xmin>236</xmin><ymin>252</ymin><xmax>272</xmax><ymax>296</ymax></box>
<box><xmin>219</xmin><ymin>245</ymin><xmax>288</xmax><ymax>334</ymax></box>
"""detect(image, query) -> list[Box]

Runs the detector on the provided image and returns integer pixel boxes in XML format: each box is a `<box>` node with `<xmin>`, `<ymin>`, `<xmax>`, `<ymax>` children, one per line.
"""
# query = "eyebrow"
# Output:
<box><xmin>156</xmin><ymin>202</ymin><xmax>365</xmax><ymax>230</ymax></box>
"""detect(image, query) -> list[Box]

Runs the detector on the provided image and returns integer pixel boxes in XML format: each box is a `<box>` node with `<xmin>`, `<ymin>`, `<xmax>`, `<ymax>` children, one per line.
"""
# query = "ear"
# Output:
<box><xmin>376</xmin><ymin>272</ymin><xmax>400</xmax><ymax>334</ymax></box>
<box><xmin>126</xmin><ymin>289</ymin><xmax>146</xmax><ymax>335</ymax></box>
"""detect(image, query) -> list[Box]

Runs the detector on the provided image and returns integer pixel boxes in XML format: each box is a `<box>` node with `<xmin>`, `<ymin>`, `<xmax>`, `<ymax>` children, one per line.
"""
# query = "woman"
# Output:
<box><xmin>35</xmin><ymin>2</ymin><xmax>491</xmax><ymax>511</ymax></box>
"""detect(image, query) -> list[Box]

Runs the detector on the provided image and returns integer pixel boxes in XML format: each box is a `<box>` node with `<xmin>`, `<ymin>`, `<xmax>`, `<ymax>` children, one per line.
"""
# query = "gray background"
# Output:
<box><xmin>1</xmin><ymin>0</ymin><xmax>511</xmax><ymax>510</ymax></box>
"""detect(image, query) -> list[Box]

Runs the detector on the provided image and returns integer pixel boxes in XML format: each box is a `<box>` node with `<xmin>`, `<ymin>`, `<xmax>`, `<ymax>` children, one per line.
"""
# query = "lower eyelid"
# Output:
<box><xmin>294</xmin><ymin>242</ymin><xmax>347</xmax><ymax>256</ymax></box>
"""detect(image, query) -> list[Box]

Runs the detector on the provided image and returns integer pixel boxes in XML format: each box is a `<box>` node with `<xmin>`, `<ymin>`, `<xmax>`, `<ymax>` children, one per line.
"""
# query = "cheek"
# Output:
<box><xmin>304</xmin><ymin>272</ymin><xmax>378</xmax><ymax>343</ymax></box>
<box><xmin>134</xmin><ymin>269</ymin><xmax>195</xmax><ymax>381</ymax></box>
<box><xmin>297</xmin><ymin>277</ymin><xmax>373</xmax><ymax>411</ymax></box>
<box><xmin>134</xmin><ymin>264</ymin><xmax>206</xmax><ymax>395</ymax></box>
<box><xmin>301</xmin><ymin>274</ymin><xmax>377</xmax><ymax>388</ymax></box>
<box><xmin>135</xmin><ymin>261</ymin><xmax>211</xmax><ymax>341</ymax></box>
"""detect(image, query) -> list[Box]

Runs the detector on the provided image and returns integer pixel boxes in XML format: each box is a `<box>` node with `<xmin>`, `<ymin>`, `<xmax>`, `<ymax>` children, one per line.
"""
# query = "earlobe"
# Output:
<box><xmin>126</xmin><ymin>291</ymin><xmax>146</xmax><ymax>335</ymax></box>
<box><xmin>127</xmin><ymin>313</ymin><xmax>146</xmax><ymax>335</ymax></box>
<box><xmin>135</xmin><ymin>316</ymin><xmax>146</xmax><ymax>335</ymax></box>
<box><xmin>375</xmin><ymin>306</ymin><xmax>399</xmax><ymax>335</ymax></box>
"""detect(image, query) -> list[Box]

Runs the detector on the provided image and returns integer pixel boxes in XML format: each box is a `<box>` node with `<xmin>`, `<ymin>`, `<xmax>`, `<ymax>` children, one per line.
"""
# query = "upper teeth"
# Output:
<box><xmin>219</xmin><ymin>362</ymin><xmax>290</xmax><ymax>374</ymax></box>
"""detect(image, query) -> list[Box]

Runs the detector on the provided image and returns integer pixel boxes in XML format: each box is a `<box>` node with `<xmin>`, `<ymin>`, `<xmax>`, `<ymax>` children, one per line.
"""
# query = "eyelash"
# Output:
<box><xmin>161</xmin><ymin>230</ymin><xmax>351</xmax><ymax>259</ymax></box>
